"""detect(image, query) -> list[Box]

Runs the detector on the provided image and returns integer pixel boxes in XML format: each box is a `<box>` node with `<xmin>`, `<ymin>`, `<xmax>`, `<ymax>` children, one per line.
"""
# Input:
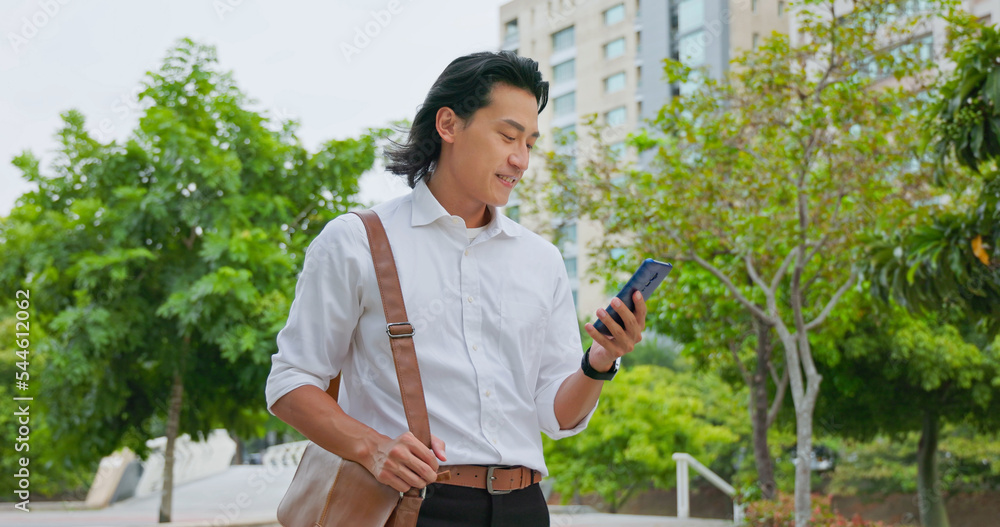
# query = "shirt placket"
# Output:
<box><xmin>459</xmin><ymin>235</ymin><xmax>504</xmax><ymax>453</ymax></box>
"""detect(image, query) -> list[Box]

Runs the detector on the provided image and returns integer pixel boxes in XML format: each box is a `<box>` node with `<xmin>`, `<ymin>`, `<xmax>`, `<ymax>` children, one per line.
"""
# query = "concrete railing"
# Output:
<box><xmin>672</xmin><ymin>452</ymin><xmax>745</xmax><ymax>525</ymax></box>
<box><xmin>262</xmin><ymin>440</ymin><xmax>309</xmax><ymax>467</ymax></box>
<box><xmin>134</xmin><ymin>429</ymin><xmax>237</xmax><ymax>497</ymax></box>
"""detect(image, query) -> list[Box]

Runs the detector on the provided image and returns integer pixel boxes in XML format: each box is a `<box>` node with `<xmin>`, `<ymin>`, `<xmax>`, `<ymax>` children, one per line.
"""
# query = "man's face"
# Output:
<box><xmin>446</xmin><ymin>83</ymin><xmax>540</xmax><ymax>208</ymax></box>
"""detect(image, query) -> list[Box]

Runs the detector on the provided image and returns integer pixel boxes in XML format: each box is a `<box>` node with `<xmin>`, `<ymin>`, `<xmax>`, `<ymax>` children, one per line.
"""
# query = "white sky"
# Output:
<box><xmin>0</xmin><ymin>0</ymin><xmax>509</xmax><ymax>215</ymax></box>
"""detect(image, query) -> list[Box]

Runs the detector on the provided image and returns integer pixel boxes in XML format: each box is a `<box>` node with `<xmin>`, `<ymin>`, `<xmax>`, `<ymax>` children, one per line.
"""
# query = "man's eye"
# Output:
<box><xmin>527</xmin><ymin>143</ymin><xmax>534</xmax><ymax>150</ymax></box>
<box><xmin>501</xmin><ymin>133</ymin><xmax>514</xmax><ymax>141</ymax></box>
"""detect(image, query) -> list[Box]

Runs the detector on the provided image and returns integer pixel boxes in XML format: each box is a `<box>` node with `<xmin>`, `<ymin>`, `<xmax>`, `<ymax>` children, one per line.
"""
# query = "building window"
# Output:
<box><xmin>606</xmin><ymin>106</ymin><xmax>627</xmax><ymax>126</ymax></box>
<box><xmin>604</xmin><ymin>72</ymin><xmax>627</xmax><ymax>93</ymax></box>
<box><xmin>752</xmin><ymin>32</ymin><xmax>760</xmax><ymax>50</ymax></box>
<box><xmin>677</xmin><ymin>0</ymin><xmax>704</xmax><ymax>34</ymax></box>
<box><xmin>604</xmin><ymin>37</ymin><xmax>626</xmax><ymax>59</ymax></box>
<box><xmin>504</xmin><ymin>19</ymin><xmax>518</xmax><ymax>41</ymax></box>
<box><xmin>552</xmin><ymin>26</ymin><xmax>575</xmax><ymax>51</ymax></box>
<box><xmin>604</xmin><ymin>3</ymin><xmax>626</xmax><ymax>25</ymax></box>
<box><xmin>554</xmin><ymin>92</ymin><xmax>576</xmax><ymax>116</ymax></box>
<box><xmin>678</xmin><ymin>29</ymin><xmax>707</xmax><ymax>66</ymax></box>
<box><xmin>636</xmin><ymin>30</ymin><xmax>642</xmax><ymax>53</ymax></box>
<box><xmin>558</xmin><ymin>222</ymin><xmax>577</xmax><ymax>248</ymax></box>
<box><xmin>752</xmin><ymin>0</ymin><xmax>758</xmax><ymax>13</ymax></box>
<box><xmin>858</xmin><ymin>33</ymin><xmax>934</xmax><ymax>80</ymax></box>
<box><xmin>553</xmin><ymin>59</ymin><xmax>575</xmax><ymax>83</ymax></box>
<box><xmin>610</xmin><ymin>141</ymin><xmax>626</xmax><ymax>158</ymax></box>
<box><xmin>564</xmin><ymin>257</ymin><xmax>578</xmax><ymax>278</ymax></box>
<box><xmin>778</xmin><ymin>1</ymin><xmax>786</xmax><ymax>16</ymax></box>
<box><xmin>554</xmin><ymin>124</ymin><xmax>577</xmax><ymax>147</ymax></box>
<box><xmin>636</xmin><ymin>65</ymin><xmax>642</xmax><ymax>88</ymax></box>
<box><xmin>917</xmin><ymin>33</ymin><xmax>934</xmax><ymax>61</ymax></box>
<box><xmin>572</xmin><ymin>289</ymin><xmax>579</xmax><ymax>306</ymax></box>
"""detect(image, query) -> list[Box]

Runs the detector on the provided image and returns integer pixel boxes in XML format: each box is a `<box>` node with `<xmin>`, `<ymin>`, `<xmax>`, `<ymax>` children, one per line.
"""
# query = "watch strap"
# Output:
<box><xmin>581</xmin><ymin>346</ymin><xmax>618</xmax><ymax>381</ymax></box>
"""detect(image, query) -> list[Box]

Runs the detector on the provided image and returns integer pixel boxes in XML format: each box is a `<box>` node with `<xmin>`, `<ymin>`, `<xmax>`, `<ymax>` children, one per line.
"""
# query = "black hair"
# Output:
<box><xmin>385</xmin><ymin>51</ymin><xmax>549</xmax><ymax>188</ymax></box>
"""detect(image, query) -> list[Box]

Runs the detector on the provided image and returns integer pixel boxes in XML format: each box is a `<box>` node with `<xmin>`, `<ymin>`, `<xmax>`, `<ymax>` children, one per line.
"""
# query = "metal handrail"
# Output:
<box><xmin>672</xmin><ymin>452</ymin><xmax>745</xmax><ymax>525</ymax></box>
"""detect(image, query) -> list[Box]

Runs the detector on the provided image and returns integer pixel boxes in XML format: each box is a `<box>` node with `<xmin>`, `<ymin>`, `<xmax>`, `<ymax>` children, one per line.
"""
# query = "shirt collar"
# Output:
<box><xmin>410</xmin><ymin>178</ymin><xmax>522</xmax><ymax>238</ymax></box>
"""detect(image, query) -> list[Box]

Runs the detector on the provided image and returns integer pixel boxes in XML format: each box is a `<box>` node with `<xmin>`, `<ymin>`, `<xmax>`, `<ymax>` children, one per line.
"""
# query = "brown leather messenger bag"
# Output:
<box><xmin>277</xmin><ymin>209</ymin><xmax>447</xmax><ymax>527</ymax></box>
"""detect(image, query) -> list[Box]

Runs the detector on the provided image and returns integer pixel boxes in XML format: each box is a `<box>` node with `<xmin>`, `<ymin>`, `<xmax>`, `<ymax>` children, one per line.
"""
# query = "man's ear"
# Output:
<box><xmin>436</xmin><ymin>107</ymin><xmax>460</xmax><ymax>144</ymax></box>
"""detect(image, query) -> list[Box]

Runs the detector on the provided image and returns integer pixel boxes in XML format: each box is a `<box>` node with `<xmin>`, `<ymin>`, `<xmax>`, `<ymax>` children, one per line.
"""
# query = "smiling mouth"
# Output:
<box><xmin>496</xmin><ymin>174</ymin><xmax>519</xmax><ymax>185</ymax></box>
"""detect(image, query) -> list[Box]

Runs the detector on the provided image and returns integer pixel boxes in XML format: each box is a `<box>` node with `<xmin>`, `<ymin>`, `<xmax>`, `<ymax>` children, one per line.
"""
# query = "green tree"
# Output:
<box><xmin>0</xmin><ymin>38</ymin><xmax>378</xmax><ymax>521</ymax></box>
<box><xmin>815</xmin><ymin>305</ymin><xmax>1000</xmax><ymax>527</ymax></box>
<box><xmin>867</xmin><ymin>19</ymin><xmax>1000</xmax><ymax>335</ymax></box>
<box><xmin>654</xmin><ymin>263</ymin><xmax>789</xmax><ymax>500</ymax></box>
<box><xmin>541</xmin><ymin>2</ymin><xmax>956</xmax><ymax>523</ymax></box>
<box><xmin>862</xmin><ymin>17</ymin><xmax>1000</xmax><ymax>527</ymax></box>
<box><xmin>543</xmin><ymin>365</ymin><xmax>744</xmax><ymax>512</ymax></box>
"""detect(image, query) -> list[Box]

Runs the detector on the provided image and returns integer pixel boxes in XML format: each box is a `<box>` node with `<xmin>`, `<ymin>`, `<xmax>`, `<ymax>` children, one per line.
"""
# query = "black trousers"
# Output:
<box><xmin>416</xmin><ymin>482</ymin><xmax>549</xmax><ymax>527</ymax></box>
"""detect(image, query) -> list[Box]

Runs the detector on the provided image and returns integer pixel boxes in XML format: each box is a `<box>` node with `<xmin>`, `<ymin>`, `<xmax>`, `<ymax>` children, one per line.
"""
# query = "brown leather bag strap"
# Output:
<box><xmin>351</xmin><ymin>210</ymin><xmax>432</xmax><ymax>449</ymax></box>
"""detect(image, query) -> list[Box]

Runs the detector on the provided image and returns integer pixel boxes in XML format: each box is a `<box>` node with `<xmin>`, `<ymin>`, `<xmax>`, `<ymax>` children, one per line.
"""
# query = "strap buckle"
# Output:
<box><xmin>386</xmin><ymin>322</ymin><xmax>414</xmax><ymax>339</ymax></box>
<box><xmin>486</xmin><ymin>466</ymin><xmax>512</xmax><ymax>495</ymax></box>
<box><xmin>400</xmin><ymin>486</ymin><xmax>427</xmax><ymax>499</ymax></box>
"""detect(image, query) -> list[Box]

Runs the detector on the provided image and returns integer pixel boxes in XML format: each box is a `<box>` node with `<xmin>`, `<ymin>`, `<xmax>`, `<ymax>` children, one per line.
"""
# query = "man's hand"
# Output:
<box><xmin>365</xmin><ymin>431</ymin><xmax>447</xmax><ymax>493</ymax></box>
<box><xmin>583</xmin><ymin>291</ymin><xmax>647</xmax><ymax>372</ymax></box>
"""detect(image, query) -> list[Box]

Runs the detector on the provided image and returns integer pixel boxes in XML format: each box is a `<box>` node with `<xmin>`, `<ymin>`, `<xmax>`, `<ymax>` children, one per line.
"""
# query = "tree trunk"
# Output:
<box><xmin>917</xmin><ymin>411</ymin><xmax>950</xmax><ymax>527</ymax></box>
<box><xmin>794</xmin><ymin>405</ymin><xmax>813</xmax><ymax>527</ymax></box>
<box><xmin>158</xmin><ymin>370</ymin><xmax>185</xmax><ymax>523</ymax></box>
<box><xmin>778</xmin><ymin>323</ymin><xmax>821</xmax><ymax>527</ymax></box>
<box><xmin>751</xmin><ymin>319</ymin><xmax>777</xmax><ymax>500</ymax></box>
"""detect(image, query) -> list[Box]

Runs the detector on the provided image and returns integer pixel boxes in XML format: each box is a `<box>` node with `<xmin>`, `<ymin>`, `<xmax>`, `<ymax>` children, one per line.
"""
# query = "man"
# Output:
<box><xmin>265</xmin><ymin>51</ymin><xmax>646</xmax><ymax>526</ymax></box>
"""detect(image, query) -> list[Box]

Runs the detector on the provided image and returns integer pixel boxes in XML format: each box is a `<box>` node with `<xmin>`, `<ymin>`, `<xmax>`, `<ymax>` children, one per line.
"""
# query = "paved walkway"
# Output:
<box><xmin>0</xmin><ymin>466</ymin><xmax>733</xmax><ymax>527</ymax></box>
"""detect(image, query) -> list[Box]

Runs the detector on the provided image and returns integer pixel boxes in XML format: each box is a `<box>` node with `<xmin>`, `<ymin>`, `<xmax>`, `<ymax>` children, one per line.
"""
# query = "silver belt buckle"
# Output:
<box><xmin>486</xmin><ymin>466</ymin><xmax>512</xmax><ymax>495</ymax></box>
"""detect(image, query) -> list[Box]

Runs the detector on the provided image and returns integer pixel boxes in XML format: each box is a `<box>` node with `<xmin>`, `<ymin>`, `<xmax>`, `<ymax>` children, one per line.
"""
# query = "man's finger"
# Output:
<box><xmin>395</xmin><ymin>463</ymin><xmax>431</xmax><ymax>489</ymax></box>
<box><xmin>597</xmin><ymin>306</ymin><xmax>628</xmax><ymax>344</ymax></box>
<box><xmin>633</xmin><ymin>291</ymin><xmax>647</xmax><ymax>330</ymax></box>
<box><xmin>612</xmin><ymin>297</ymin><xmax>640</xmax><ymax>340</ymax></box>
<box><xmin>431</xmin><ymin>435</ymin><xmax>447</xmax><ymax>462</ymax></box>
<box><xmin>584</xmin><ymin>322</ymin><xmax>616</xmax><ymax>355</ymax></box>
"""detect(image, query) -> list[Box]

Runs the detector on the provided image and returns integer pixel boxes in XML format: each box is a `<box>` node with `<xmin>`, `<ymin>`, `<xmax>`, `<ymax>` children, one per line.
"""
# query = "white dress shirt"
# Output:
<box><xmin>265</xmin><ymin>178</ymin><xmax>596</xmax><ymax>475</ymax></box>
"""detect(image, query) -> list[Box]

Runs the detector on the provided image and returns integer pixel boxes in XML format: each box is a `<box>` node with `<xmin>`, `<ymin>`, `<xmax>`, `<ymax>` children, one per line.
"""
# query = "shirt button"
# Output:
<box><xmin>485</xmin><ymin>390</ymin><xmax>491</xmax><ymax>397</ymax></box>
<box><xmin>464</xmin><ymin>249</ymin><xmax>470</xmax><ymax>256</ymax></box>
<box><xmin>467</xmin><ymin>296</ymin><xmax>474</xmax><ymax>303</ymax></box>
<box><xmin>472</xmin><ymin>344</ymin><xmax>478</xmax><ymax>351</ymax></box>
<box><xmin>452</xmin><ymin>218</ymin><xmax>461</xmax><ymax>224</ymax></box>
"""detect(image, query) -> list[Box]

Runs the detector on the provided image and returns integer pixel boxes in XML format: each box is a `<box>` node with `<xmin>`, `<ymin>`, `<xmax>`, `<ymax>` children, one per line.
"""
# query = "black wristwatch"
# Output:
<box><xmin>581</xmin><ymin>346</ymin><xmax>620</xmax><ymax>381</ymax></box>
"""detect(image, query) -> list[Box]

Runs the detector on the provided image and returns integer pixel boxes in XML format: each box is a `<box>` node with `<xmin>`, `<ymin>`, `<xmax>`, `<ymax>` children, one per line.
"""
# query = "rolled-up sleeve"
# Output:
<box><xmin>533</xmin><ymin>254</ymin><xmax>598</xmax><ymax>439</ymax></box>
<box><xmin>265</xmin><ymin>215</ymin><xmax>365</xmax><ymax>413</ymax></box>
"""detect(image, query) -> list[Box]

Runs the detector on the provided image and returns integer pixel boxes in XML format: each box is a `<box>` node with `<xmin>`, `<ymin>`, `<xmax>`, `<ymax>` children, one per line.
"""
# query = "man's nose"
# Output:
<box><xmin>509</xmin><ymin>145</ymin><xmax>529</xmax><ymax>172</ymax></box>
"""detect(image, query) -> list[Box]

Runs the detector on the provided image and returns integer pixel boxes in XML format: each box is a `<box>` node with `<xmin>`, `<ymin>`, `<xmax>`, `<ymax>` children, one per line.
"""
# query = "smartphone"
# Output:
<box><xmin>593</xmin><ymin>259</ymin><xmax>672</xmax><ymax>336</ymax></box>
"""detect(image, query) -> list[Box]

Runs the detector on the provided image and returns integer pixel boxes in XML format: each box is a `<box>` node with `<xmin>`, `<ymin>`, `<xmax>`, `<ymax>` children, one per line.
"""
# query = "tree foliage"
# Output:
<box><xmin>866</xmin><ymin>18</ymin><xmax>1000</xmax><ymax>335</ymax></box>
<box><xmin>543</xmin><ymin>364</ymin><xmax>744</xmax><ymax>512</ymax></box>
<box><xmin>0</xmin><ymin>38</ymin><xmax>379</xmax><ymax>512</ymax></box>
